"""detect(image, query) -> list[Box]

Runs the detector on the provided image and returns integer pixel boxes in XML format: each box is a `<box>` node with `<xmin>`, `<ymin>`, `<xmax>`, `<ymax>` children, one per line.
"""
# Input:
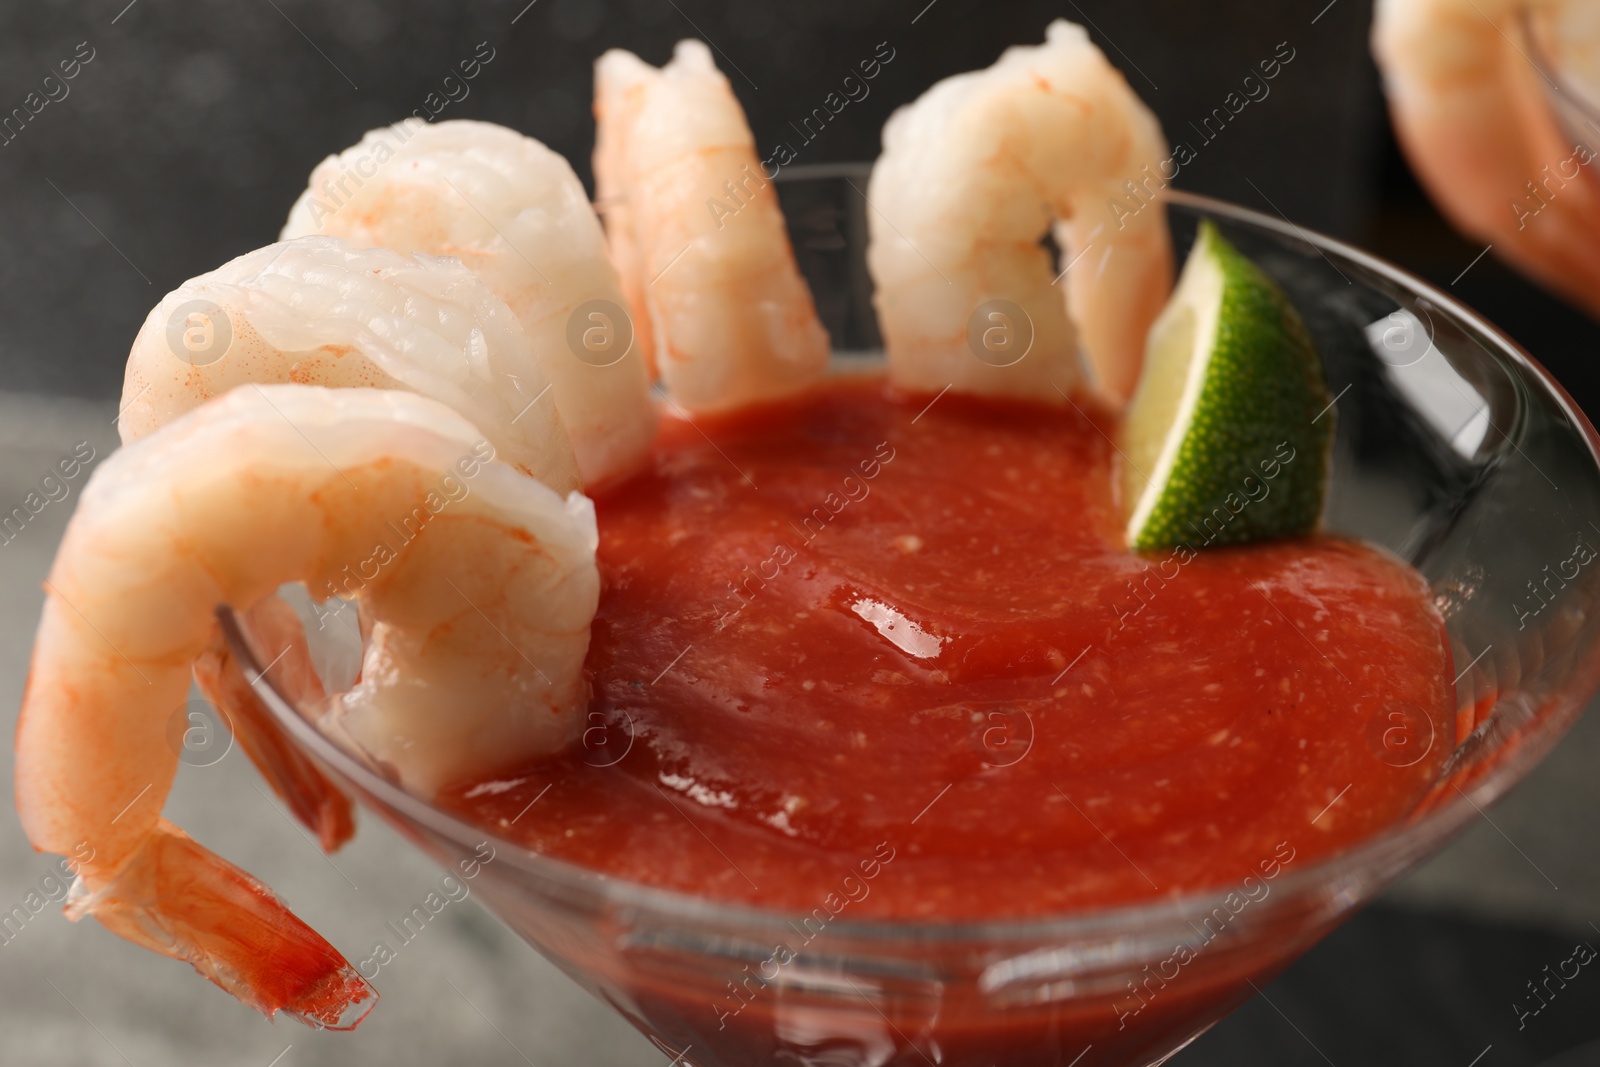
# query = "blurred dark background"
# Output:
<box><xmin>2</xmin><ymin>1</ymin><xmax>1598</xmax><ymax>1064</ymax></box>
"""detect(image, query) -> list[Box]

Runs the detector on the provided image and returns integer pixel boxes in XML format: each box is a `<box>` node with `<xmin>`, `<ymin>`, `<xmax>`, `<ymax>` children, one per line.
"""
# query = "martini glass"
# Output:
<box><xmin>224</xmin><ymin>177</ymin><xmax>1600</xmax><ymax>1067</ymax></box>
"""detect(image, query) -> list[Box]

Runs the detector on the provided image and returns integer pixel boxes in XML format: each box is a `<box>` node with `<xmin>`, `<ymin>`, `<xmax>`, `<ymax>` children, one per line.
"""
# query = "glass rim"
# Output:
<box><xmin>226</xmin><ymin>185</ymin><xmax>1600</xmax><ymax>946</ymax></box>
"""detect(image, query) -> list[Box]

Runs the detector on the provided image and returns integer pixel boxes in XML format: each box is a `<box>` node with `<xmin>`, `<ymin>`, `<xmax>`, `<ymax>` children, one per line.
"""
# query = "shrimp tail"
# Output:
<box><xmin>70</xmin><ymin>819</ymin><xmax>376</xmax><ymax>1029</ymax></box>
<box><xmin>193</xmin><ymin>623</ymin><xmax>356</xmax><ymax>853</ymax></box>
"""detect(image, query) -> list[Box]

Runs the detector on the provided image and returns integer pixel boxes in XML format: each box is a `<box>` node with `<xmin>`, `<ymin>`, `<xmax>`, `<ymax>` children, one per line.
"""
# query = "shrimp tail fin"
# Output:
<box><xmin>71</xmin><ymin>819</ymin><xmax>377</xmax><ymax>1029</ymax></box>
<box><xmin>195</xmin><ymin>606</ymin><xmax>356</xmax><ymax>853</ymax></box>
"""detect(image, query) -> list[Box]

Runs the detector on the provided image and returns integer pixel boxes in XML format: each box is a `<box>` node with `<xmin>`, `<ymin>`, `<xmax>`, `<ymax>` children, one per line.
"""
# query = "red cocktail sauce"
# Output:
<box><xmin>442</xmin><ymin>377</ymin><xmax>1452</xmax><ymax>1063</ymax></box>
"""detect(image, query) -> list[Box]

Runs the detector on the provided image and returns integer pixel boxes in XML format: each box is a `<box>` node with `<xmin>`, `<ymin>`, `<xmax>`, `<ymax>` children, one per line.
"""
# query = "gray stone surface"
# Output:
<box><xmin>1</xmin><ymin>392</ymin><xmax>1597</xmax><ymax>1065</ymax></box>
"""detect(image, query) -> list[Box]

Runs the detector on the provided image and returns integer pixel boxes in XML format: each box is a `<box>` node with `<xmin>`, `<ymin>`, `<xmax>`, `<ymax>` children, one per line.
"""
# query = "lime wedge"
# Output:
<box><xmin>1121</xmin><ymin>221</ymin><xmax>1333</xmax><ymax>552</ymax></box>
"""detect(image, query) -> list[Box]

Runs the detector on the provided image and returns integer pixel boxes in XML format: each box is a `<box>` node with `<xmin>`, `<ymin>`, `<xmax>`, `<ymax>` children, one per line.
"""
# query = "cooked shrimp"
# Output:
<box><xmin>593</xmin><ymin>76</ymin><xmax>656</xmax><ymax>383</ymax></box>
<box><xmin>119</xmin><ymin>235</ymin><xmax>580</xmax><ymax>494</ymax></box>
<box><xmin>866</xmin><ymin>20</ymin><xmax>1173</xmax><ymax>405</ymax></box>
<box><xmin>120</xmin><ymin>231</ymin><xmax>588</xmax><ymax>850</ymax></box>
<box><xmin>1373</xmin><ymin>0</ymin><xmax>1600</xmax><ymax>315</ymax></box>
<box><xmin>119</xmin><ymin>237</ymin><xmax>584</xmax><ymax>848</ymax></box>
<box><xmin>282</xmin><ymin>119</ymin><xmax>657</xmax><ymax>488</ymax></box>
<box><xmin>595</xmin><ymin>40</ymin><xmax>831</xmax><ymax>413</ymax></box>
<box><xmin>15</xmin><ymin>384</ymin><xmax>598</xmax><ymax>1024</ymax></box>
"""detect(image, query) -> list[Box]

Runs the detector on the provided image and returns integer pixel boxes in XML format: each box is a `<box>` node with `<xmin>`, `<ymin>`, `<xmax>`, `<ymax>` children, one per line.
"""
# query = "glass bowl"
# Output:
<box><xmin>224</xmin><ymin>174</ymin><xmax>1600</xmax><ymax>1067</ymax></box>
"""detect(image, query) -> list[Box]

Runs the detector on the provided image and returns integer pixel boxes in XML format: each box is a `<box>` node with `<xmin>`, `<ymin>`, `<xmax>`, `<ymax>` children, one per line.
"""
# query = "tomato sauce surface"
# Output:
<box><xmin>443</xmin><ymin>377</ymin><xmax>1452</xmax><ymax>918</ymax></box>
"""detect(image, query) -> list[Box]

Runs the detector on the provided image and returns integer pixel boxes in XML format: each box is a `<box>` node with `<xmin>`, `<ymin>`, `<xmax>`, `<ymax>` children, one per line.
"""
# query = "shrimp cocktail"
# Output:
<box><xmin>14</xmin><ymin>18</ymin><xmax>1588</xmax><ymax>1067</ymax></box>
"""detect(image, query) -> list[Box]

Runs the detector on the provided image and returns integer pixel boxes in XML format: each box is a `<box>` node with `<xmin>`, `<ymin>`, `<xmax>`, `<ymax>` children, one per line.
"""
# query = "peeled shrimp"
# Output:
<box><xmin>595</xmin><ymin>40</ymin><xmax>831</xmax><ymax>412</ymax></box>
<box><xmin>866</xmin><ymin>20</ymin><xmax>1173</xmax><ymax>405</ymax></box>
<box><xmin>282</xmin><ymin>119</ymin><xmax>657</xmax><ymax>488</ymax></box>
<box><xmin>15</xmin><ymin>384</ymin><xmax>598</xmax><ymax>1025</ymax></box>
<box><xmin>120</xmin><ymin>234</ymin><xmax>583</xmax><ymax>849</ymax></box>
<box><xmin>1374</xmin><ymin>0</ymin><xmax>1600</xmax><ymax>314</ymax></box>
<box><xmin>119</xmin><ymin>235</ymin><xmax>580</xmax><ymax>494</ymax></box>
